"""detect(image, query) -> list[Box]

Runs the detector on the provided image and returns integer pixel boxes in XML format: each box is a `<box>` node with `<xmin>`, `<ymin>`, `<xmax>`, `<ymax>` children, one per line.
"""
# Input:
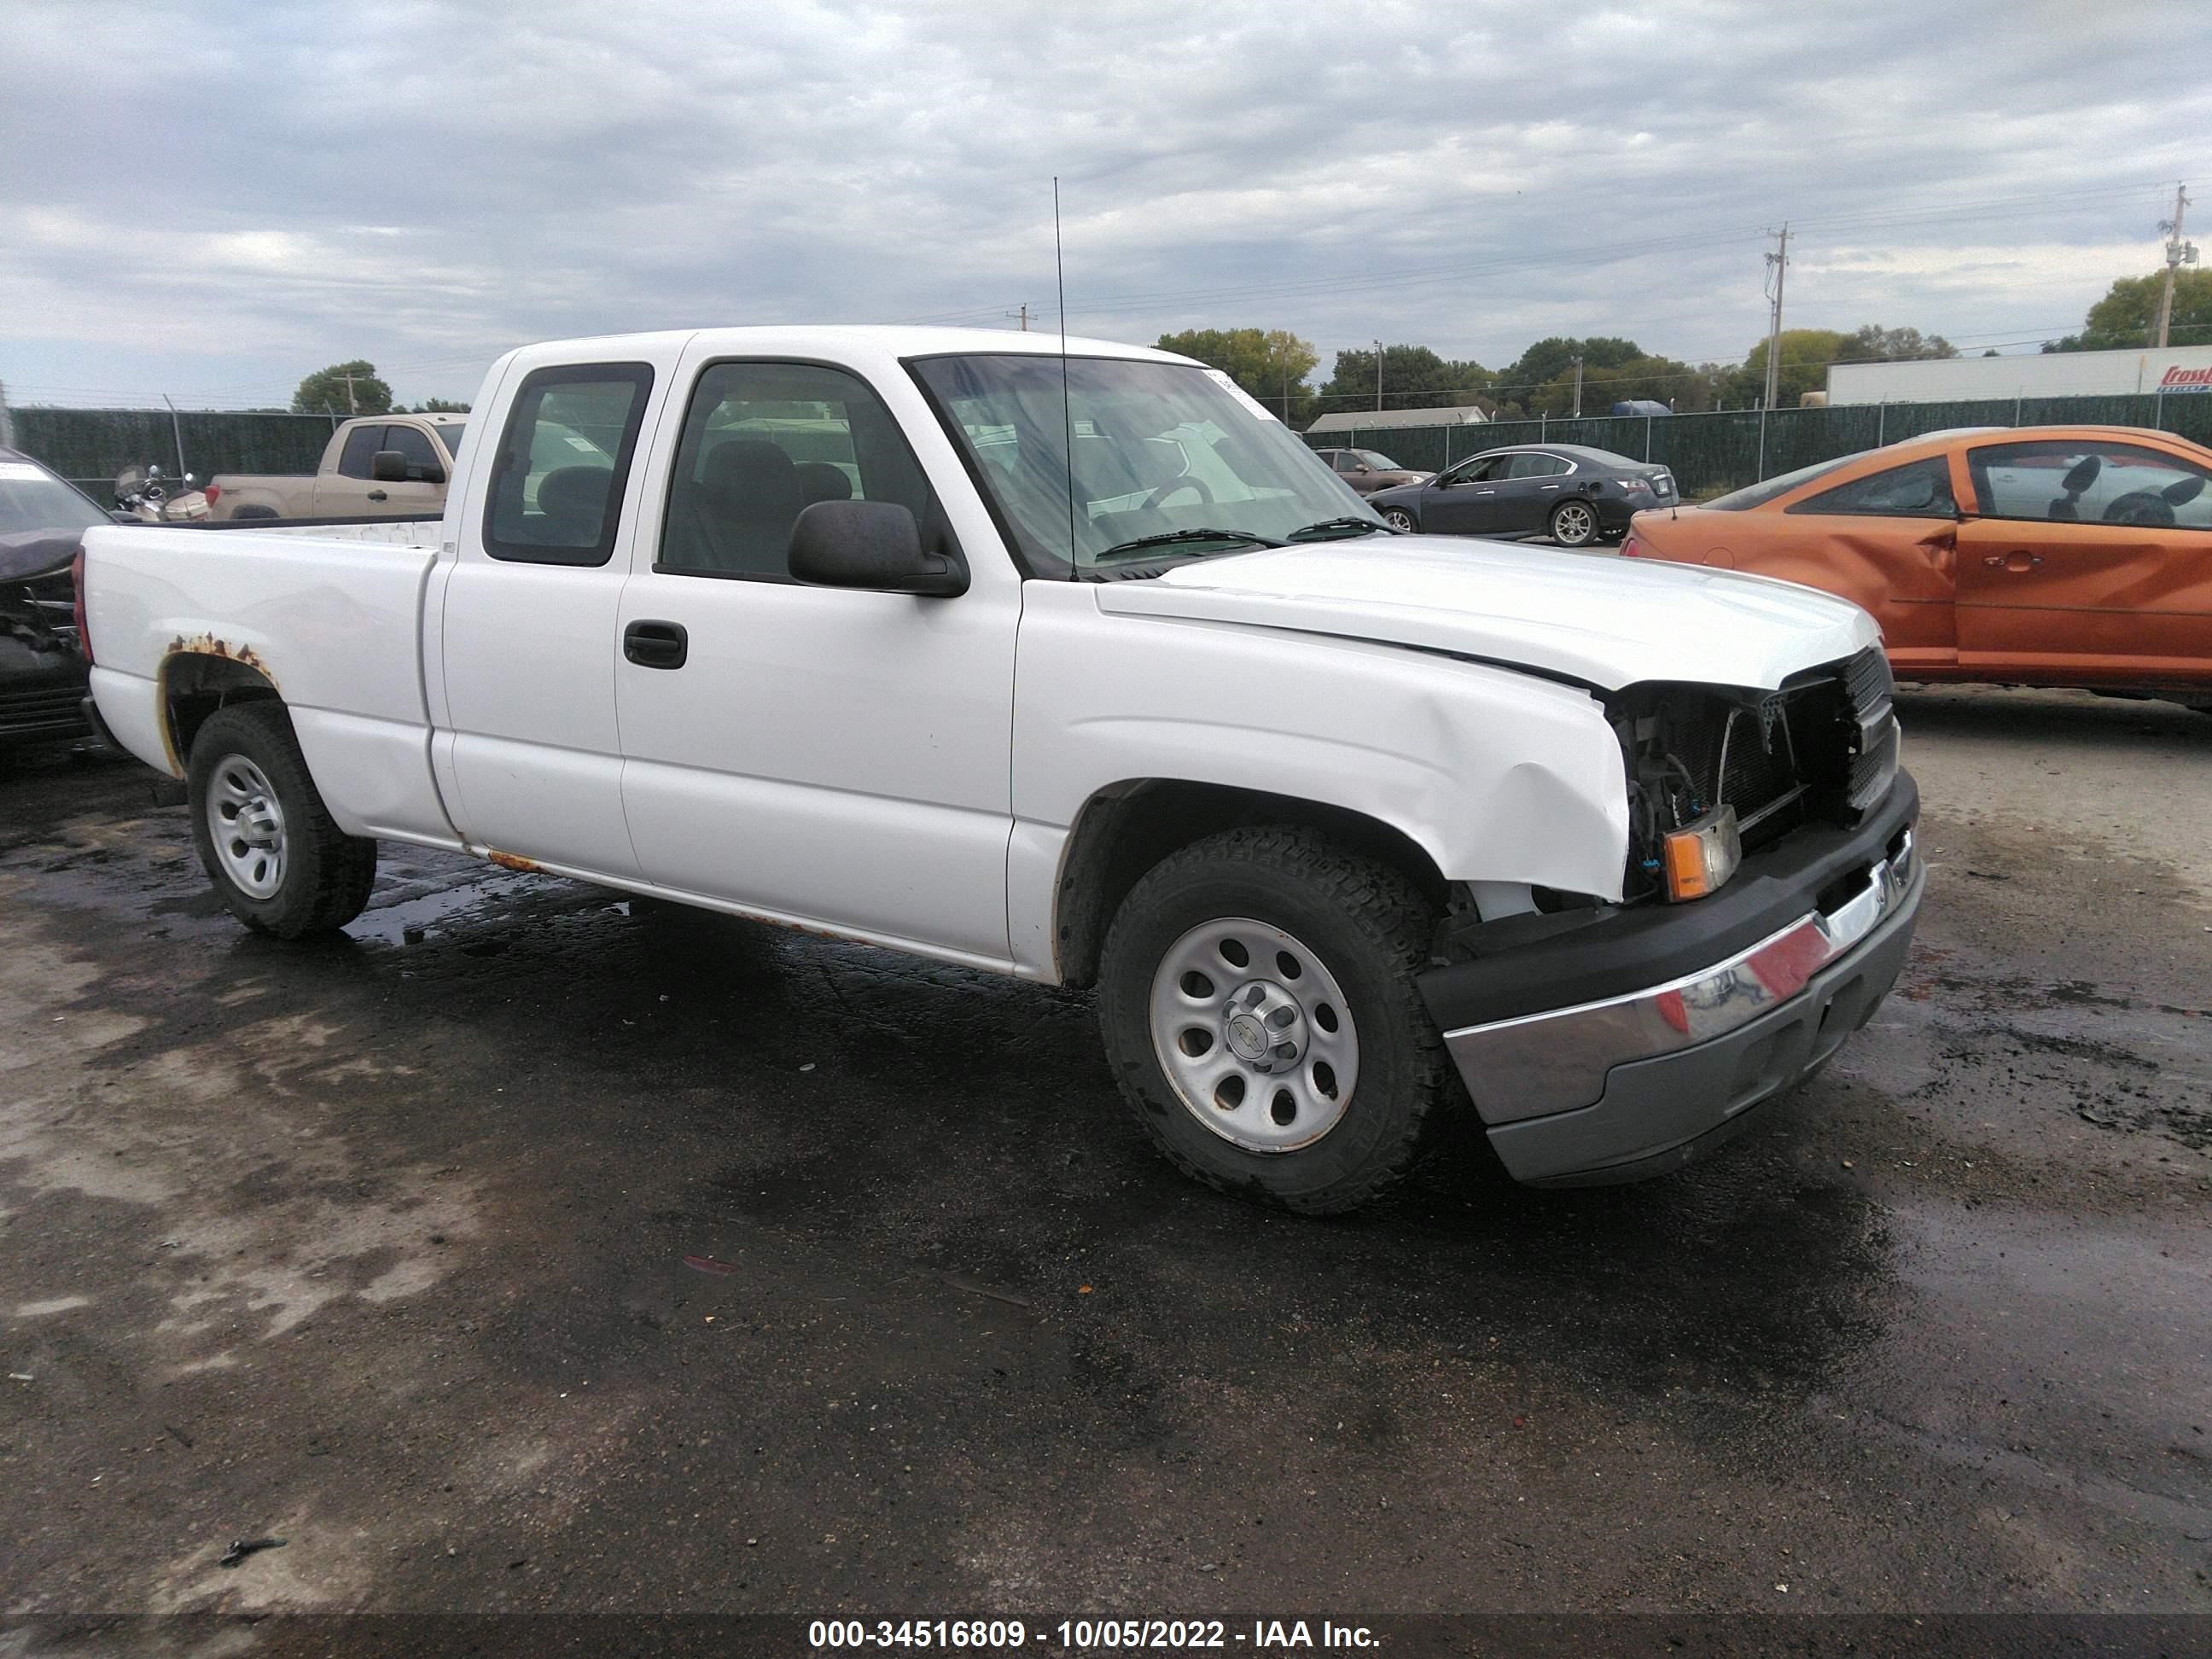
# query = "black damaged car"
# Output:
<box><xmin>1</xmin><ymin>446</ymin><xmax>109</xmax><ymax>754</ymax></box>
<box><xmin>1366</xmin><ymin>442</ymin><xmax>1675</xmax><ymax>547</ymax></box>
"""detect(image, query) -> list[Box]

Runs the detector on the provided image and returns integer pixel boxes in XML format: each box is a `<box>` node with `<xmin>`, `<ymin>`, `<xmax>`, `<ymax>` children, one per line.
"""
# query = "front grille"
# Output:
<box><xmin>1842</xmin><ymin>645</ymin><xmax>1898</xmax><ymax>812</ymax></box>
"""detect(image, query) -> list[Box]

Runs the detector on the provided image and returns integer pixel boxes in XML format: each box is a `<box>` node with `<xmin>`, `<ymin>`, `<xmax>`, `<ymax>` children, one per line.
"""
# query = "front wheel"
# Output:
<box><xmin>1548</xmin><ymin>498</ymin><xmax>1599</xmax><ymax>547</ymax></box>
<box><xmin>1380</xmin><ymin>506</ymin><xmax>1417</xmax><ymax>533</ymax></box>
<box><xmin>1096</xmin><ymin>826</ymin><xmax>1458</xmax><ymax>1214</ymax></box>
<box><xmin>188</xmin><ymin>701</ymin><xmax>377</xmax><ymax>937</ymax></box>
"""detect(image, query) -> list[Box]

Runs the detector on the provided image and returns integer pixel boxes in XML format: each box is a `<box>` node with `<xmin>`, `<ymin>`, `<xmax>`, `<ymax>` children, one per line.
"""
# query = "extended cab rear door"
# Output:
<box><xmin>609</xmin><ymin>341</ymin><xmax>1020</xmax><ymax>964</ymax></box>
<box><xmin>434</xmin><ymin>339</ymin><xmax>688</xmax><ymax>877</ymax></box>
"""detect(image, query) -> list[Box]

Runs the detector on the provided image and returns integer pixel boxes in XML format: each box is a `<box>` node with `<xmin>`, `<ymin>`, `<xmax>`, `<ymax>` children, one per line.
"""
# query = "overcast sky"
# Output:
<box><xmin>3</xmin><ymin>0</ymin><xmax>2207</xmax><ymax>410</ymax></box>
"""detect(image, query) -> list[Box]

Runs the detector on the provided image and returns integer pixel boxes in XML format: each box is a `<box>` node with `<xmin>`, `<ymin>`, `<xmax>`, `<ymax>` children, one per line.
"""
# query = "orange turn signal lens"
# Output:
<box><xmin>1662</xmin><ymin>806</ymin><xmax>1742</xmax><ymax>902</ymax></box>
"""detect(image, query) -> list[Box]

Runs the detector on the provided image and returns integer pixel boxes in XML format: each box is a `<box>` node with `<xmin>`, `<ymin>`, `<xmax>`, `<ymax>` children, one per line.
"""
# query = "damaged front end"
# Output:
<box><xmin>1610</xmin><ymin>644</ymin><xmax>1898</xmax><ymax>905</ymax></box>
<box><xmin>0</xmin><ymin>533</ymin><xmax>92</xmax><ymax>748</ymax></box>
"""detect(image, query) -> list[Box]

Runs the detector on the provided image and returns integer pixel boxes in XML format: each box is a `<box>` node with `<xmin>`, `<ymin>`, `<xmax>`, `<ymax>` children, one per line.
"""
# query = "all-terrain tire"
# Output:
<box><xmin>1096</xmin><ymin>825</ymin><xmax>1460</xmax><ymax>1214</ymax></box>
<box><xmin>187</xmin><ymin>701</ymin><xmax>377</xmax><ymax>937</ymax></box>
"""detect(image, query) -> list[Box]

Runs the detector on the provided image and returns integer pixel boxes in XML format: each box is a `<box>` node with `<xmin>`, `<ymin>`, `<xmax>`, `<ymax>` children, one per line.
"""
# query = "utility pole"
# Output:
<box><xmin>341</xmin><ymin>369</ymin><xmax>359</xmax><ymax>415</ymax></box>
<box><xmin>1374</xmin><ymin>340</ymin><xmax>1384</xmax><ymax>412</ymax></box>
<box><xmin>1762</xmin><ymin>224</ymin><xmax>1790</xmax><ymax>410</ymax></box>
<box><xmin>1005</xmin><ymin>304</ymin><xmax>1033</xmax><ymax>332</ymax></box>
<box><xmin>1570</xmin><ymin>354</ymin><xmax>1584</xmax><ymax>418</ymax></box>
<box><xmin>2155</xmin><ymin>183</ymin><xmax>2196</xmax><ymax>348</ymax></box>
<box><xmin>0</xmin><ymin>378</ymin><xmax>13</xmax><ymax>451</ymax></box>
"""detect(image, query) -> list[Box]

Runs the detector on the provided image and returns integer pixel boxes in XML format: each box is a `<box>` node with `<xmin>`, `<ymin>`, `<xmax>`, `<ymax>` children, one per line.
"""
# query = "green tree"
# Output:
<box><xmin>1156</xmin><ymin>328</ymin><xmax>1320</xmax><ymax>424</ymax></box>
<box><xmin>1837</xmin><ymin>323</ymin><xmax>1956</xmax><ymax>362</ymax></box>
<box><xmin>1725</xmin><ymin>329</ymin><xmax>1853</xmax><ymax>407</ymax></box>
<box><xmin>408</xmin><ymin>397</ymin><xmax>470</xmax><ymax>413</ymax></box>
<box><xmin>2043</xmin><ymin>269</ymin><xmax>2212</xmax><ymax>351</ymax></box>
<box><xmin>1311</xmin><ymin>344</ymin><xmax>1491</xmax><ymax>422</ymax></box>
<box><xmin>1524</xmin><ymin>352</ymin><xmax>1717</xmax><ymax>417</ymax></box>
<box><xmin>292</xmin><ymin>360</ymin><xmax>393</xmax><ymax>416</ymax></box>
<box><xmin>1493</xmin><ymin>336</ymin><xmax>1644</xmax><ymax>415</ymax></box>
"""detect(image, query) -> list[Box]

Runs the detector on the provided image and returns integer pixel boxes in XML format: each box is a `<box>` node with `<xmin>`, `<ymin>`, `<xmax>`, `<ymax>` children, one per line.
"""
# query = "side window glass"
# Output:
<box><xmin>1509</xmin><ymin>453</ymin><xmax>1569</xmax><ymax>479</ymax></box>
<box><xmin>659</xmin><ymin>360</ymin><xmax>937</xmax><ymax>579</ymax></box>
<box><xmin>384</xmin><ymin>424</ymin><xmax>443</xmax><ymax>481</ymax></box>
<box><xmin>1790</xmin><ymin>457</ymin><xmax>1955</xmax><ymax>518</ymax></box>
<box><xmin>482</xmin><ymin>364</ymin><xmax>652</xmax><ymax>565</ymax></box>
<box><xmin>337</xmin><ymin>425</ymin><xmax>381</xmax><ymax>480</ymax></box>
<box><xmin>1968</xmin><ymin>440</ymin><xmax>2212</xmax><ymax>529</ymax></box>
<box><xmin>1330</xmin><ymin>452</ymin><xmax>1356</xmax><ymax>473</ymax></box>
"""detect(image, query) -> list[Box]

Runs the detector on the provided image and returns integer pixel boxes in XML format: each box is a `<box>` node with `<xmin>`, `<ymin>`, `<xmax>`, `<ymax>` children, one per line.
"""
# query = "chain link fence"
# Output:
<box><xmin>1305</xmin><ymin>393</ymin><xmax>2212</xmax><ymax>499</ymax></box>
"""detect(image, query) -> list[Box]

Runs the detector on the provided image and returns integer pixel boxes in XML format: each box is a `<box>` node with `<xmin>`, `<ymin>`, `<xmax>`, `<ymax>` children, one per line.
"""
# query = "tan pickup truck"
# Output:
<box><xmin>204</xmin><ymin>414</ymin><xmax>466</xmax><ymax>521</ymax></box>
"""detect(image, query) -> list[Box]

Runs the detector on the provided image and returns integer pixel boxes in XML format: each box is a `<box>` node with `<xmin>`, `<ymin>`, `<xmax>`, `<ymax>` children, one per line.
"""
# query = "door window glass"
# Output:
<box><xmin>1328</xmin><ymin>451</ymin><xmax>1356</xmax><ymax>473</ymax></box>
<box><xmin>482</xmin><ymin>363</ymin><xmax>654</xmax><ymax>565</ymax></box>
<box><xmin>1447</xmin><ymin>455</ymin><xmax>1504</xmax><ymax>484</ymax></box>
<box><xmin>1506</xmin><ymin>452</ymin><xmax>1571</xmax><ymax>479</ymax></box>
<box><xmin>1790</xmin><ymin>456</ymin><xmax>1955</xmax><ymax>517</ymax></box>
<box><xmin>1966</xmin><ymin>439</ymin><xmax>2212</xmax><ymax>529</ymax></box>
<box><xmin>337</xmin><ymin>425</ymin><xmax>381</xmax><ymax>480</ymax></box>
<box><xmin>383</xmin><ymin>424</ymin><xmax>444</xmax><ymax>482</ymax></box>
<box><xmin>660</xmin><ymin>360</ymin><xmax>938</xmax><ymax>579</ymax></box>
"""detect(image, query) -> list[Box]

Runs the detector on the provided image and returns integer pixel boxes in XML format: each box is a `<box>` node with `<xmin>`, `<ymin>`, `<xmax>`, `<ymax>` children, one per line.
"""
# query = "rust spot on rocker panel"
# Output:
<box><xmin>485</xmin><ymin>849</ymin><xmax>540</xmax><ymax>873</ymax></box>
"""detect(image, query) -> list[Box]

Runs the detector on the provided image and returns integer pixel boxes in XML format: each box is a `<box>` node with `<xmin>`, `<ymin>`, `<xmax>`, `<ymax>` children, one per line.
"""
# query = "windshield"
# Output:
<box><xmin>910</xmin><ymin>354</ymin><xmax>1373</xmax><ymax>576</ymax></box>
<box><xmin>0</xmin><ymin>459</ymin><xmax>107</xmax><ymax>535</ymax></box>
<box><xmin>1703</xmin><ymin>451</ymin><xmax>1869</xmax><ymax>510</ymax></box>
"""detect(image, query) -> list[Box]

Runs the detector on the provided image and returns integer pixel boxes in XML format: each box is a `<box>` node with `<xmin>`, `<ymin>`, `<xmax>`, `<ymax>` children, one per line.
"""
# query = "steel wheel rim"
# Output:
<box><xmin>1554</xmin><ymin>502</ymin><xmax>1594</xmax><ymax>544</ymax></box>
<box><xmin>206</xmin><ymin>753</ymin><xmax>288</xmax><ymax>900</ymax></box>
<box><xmin>1147</xmin><ymin>916</ymin><xmax>1360</xmax><ymax>1153</ymax></box>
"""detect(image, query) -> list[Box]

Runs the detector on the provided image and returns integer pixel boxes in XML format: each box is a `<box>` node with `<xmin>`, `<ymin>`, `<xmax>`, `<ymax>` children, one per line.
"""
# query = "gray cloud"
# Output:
<box><xmin>3</xmin><ymin>0</ymin><xmax>2205</xmax><ymax>407</ymax></box>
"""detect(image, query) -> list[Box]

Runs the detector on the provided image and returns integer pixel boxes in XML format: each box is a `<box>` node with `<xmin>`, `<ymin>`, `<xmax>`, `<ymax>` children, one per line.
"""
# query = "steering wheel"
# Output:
<box><xmin>1139</xmin><ymin>473</ymin><xmax>1217</xmax><ymax>510</ymax></box>
<box><xmin>2102</xmin><ymin>491</ymin><xmax>2176</xmax><ymax>527</ymax></box>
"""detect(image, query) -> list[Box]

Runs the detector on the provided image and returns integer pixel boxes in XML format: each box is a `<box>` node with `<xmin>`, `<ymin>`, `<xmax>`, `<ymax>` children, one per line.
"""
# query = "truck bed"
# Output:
<box><xmin>80</xmin><ymin>521</ymin><xmax>454</xmax><ymax>847</ymax></box>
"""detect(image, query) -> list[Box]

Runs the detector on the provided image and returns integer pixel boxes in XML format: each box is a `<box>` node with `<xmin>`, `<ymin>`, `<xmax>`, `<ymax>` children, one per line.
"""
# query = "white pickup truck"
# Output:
<box><xmin>79</xmin><ymin>327</ymin><xmax>1922</xmax><ymax>1212</ymax></box>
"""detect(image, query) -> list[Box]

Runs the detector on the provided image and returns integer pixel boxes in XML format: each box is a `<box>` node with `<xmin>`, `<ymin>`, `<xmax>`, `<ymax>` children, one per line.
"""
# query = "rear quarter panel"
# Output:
<box><xmin>83</xmin><ymin>523</ymin><xmax>454</xmax><ymax>844</ymax></box>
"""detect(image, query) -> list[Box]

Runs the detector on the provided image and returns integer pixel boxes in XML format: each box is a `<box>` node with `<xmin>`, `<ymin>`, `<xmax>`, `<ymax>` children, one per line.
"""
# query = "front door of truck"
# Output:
<box><xmin>437</xmin><ymin>347</ymin><xmax>676</xmax><ymax>878</ymax></box>
<box><xmin>611</xmin><ymin>350</ymin><xmax>1019</xmax><ymax>963</ymax></box>
<box><xmin>1956</xmin><ymin>436</ymin><xmax>2212</xmax><ymax>687</ymax></box>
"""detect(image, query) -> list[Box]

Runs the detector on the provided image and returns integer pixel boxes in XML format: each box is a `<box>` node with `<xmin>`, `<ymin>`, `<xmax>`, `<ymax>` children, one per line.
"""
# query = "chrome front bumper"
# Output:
<box><xmin>1445</xmin><ymin>833</ymin><xmax>1917</xmax><ymax>1126</ymax></box>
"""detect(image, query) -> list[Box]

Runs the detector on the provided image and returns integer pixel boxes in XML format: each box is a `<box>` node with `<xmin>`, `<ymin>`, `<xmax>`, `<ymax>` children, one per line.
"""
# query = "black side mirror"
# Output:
<box><xmin>789</xmin><ymin>500</ymin><xmax>968</xmax><ymax>597</ymax></box>
<box><xmin>370</xmin><ymin>450</ymin><xmax>409</xmax><ymax>483</ymax></box>
<box><xmin>415</xmin><ymin>463</ymin><xmax>446</xmax><ymax>486</ymax></box>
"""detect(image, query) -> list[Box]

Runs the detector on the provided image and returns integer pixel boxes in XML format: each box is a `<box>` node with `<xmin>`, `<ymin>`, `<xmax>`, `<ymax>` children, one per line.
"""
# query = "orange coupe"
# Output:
<box><xmin>1623</xmin><ymin>425</ymin><xmax>2212</xmax><ymax>708</ymax></box>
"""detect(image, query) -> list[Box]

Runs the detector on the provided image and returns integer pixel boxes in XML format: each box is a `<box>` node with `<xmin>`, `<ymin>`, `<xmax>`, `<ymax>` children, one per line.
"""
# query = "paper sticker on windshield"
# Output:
<box><xmin>0</xmin><ymin>463</ymin><xmax>47</xmax><ymax>481</ymax></box>
<box><xmin>1204</xmin><ymin>369</ymin><xmax>1282</xmax><ymax>422</ymax></box>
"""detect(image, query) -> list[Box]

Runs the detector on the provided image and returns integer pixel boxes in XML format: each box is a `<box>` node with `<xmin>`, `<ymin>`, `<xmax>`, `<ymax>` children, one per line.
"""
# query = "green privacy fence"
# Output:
<box><xmin>1307</xmin><ymin>393</ymin><xmax>2212</xmax><ymax>499</ymax></box>
<box><xmin>10</xmin><ymin>408</ymin><xmax>342</xmax><ymax>498</ymax></box>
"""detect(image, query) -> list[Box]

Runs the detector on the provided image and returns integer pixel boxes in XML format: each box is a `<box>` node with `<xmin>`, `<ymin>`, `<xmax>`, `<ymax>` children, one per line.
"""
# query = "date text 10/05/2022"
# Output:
<box><xmin>807</xmin><ymin>1619</ymin><xmax>1378</xmax><ymax>1650</ymax></box>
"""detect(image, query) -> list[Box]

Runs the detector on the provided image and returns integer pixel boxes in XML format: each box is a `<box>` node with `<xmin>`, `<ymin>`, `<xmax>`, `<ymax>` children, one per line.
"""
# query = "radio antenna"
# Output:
<box><xmin>1055</xmin><ymin>177</ymin><xmax>1076</xmax><ymax>564</ymax></box>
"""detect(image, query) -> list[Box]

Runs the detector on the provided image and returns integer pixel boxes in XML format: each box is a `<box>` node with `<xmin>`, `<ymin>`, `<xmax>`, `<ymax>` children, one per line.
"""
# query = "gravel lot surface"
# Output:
<box><xmin>0</xmin><ymin>685</ymin><xmax>2205</xmax><ymax>1635</ymax></box>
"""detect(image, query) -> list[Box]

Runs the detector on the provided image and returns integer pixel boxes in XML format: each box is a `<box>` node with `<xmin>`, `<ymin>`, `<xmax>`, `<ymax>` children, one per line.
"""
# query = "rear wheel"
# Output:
<box><xmin>1096</xmin><ymin>826</ymin><xmax>1458</xmax><ymax>1214</ymax></box>
<box><xmin>1548</xmin><ymin>498</ymin><xmax>1598</xmax><ymax>547</ymax></box>
<box><xmin>188</xmin><ymin>701</ymin><xmax>376</xmax><ymax>937</ymax></box>
<box><xmin>1380</xmin><ymin>506</ymin><xmax>1417</xmax><ymax>533</ymax></box>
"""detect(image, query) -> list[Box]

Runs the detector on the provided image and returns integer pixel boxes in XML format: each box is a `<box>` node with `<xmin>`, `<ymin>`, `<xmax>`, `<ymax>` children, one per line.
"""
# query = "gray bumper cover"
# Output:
<box><xmin>1452</xmin><ymin>848</ymin><xmax>1924</xmax><ymax>1186</ymax></box>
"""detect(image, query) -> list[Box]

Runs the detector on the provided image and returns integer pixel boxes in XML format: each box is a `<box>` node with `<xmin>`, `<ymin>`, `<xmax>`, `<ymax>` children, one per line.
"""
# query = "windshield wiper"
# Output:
<box><xmin>1286</xmin><ymin>516</ymin><xmax>1393</xmax><ymax>541</ymax></box>
<box><xmin>1095</xmin><ymin>527</ymin><xmax>1286</xmax><ymax>562</ymax></box>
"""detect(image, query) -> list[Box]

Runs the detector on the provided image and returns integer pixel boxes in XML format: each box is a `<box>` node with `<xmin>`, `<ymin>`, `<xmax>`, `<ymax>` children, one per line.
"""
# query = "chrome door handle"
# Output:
<box><xmin>1475</xmin><ymin>489</ymin><xmax>1496</xmax><ymax>496</ymax></box>
<box><xmin>1540</xmin><ymin>484</ymin><xmax>1561</xmax><ymax>491</ymax></box>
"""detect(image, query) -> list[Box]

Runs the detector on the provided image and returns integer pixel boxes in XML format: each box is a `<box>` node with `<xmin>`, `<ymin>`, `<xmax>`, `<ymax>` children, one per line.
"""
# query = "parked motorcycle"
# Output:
<box><xmin>114</xmin><ymin>464</ymin><xmax>212</xmax><ymax>522</ymax></box>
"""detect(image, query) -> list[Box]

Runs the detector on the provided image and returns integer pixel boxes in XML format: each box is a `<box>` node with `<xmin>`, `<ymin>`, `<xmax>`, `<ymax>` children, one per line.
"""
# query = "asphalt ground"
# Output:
<box><xmin>0</xmin><ymin>684</ymin><xmax>2206</xmax><ymax>1647</ymax></box>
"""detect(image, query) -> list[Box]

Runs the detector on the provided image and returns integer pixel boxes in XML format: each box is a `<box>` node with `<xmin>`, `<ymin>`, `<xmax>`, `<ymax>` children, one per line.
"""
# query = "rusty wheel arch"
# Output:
<box><xmin>160</xmin><ymin>640</ymin><xmax>282</xmax><ymax>775</ymax></box>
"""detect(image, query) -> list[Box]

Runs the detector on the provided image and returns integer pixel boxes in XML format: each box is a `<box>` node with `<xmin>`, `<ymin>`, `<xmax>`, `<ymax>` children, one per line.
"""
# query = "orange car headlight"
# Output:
<box><xmin>1662</xmin><ymin>806</ymin><xmax>1742</xmax><ymax>902</ymax></box>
